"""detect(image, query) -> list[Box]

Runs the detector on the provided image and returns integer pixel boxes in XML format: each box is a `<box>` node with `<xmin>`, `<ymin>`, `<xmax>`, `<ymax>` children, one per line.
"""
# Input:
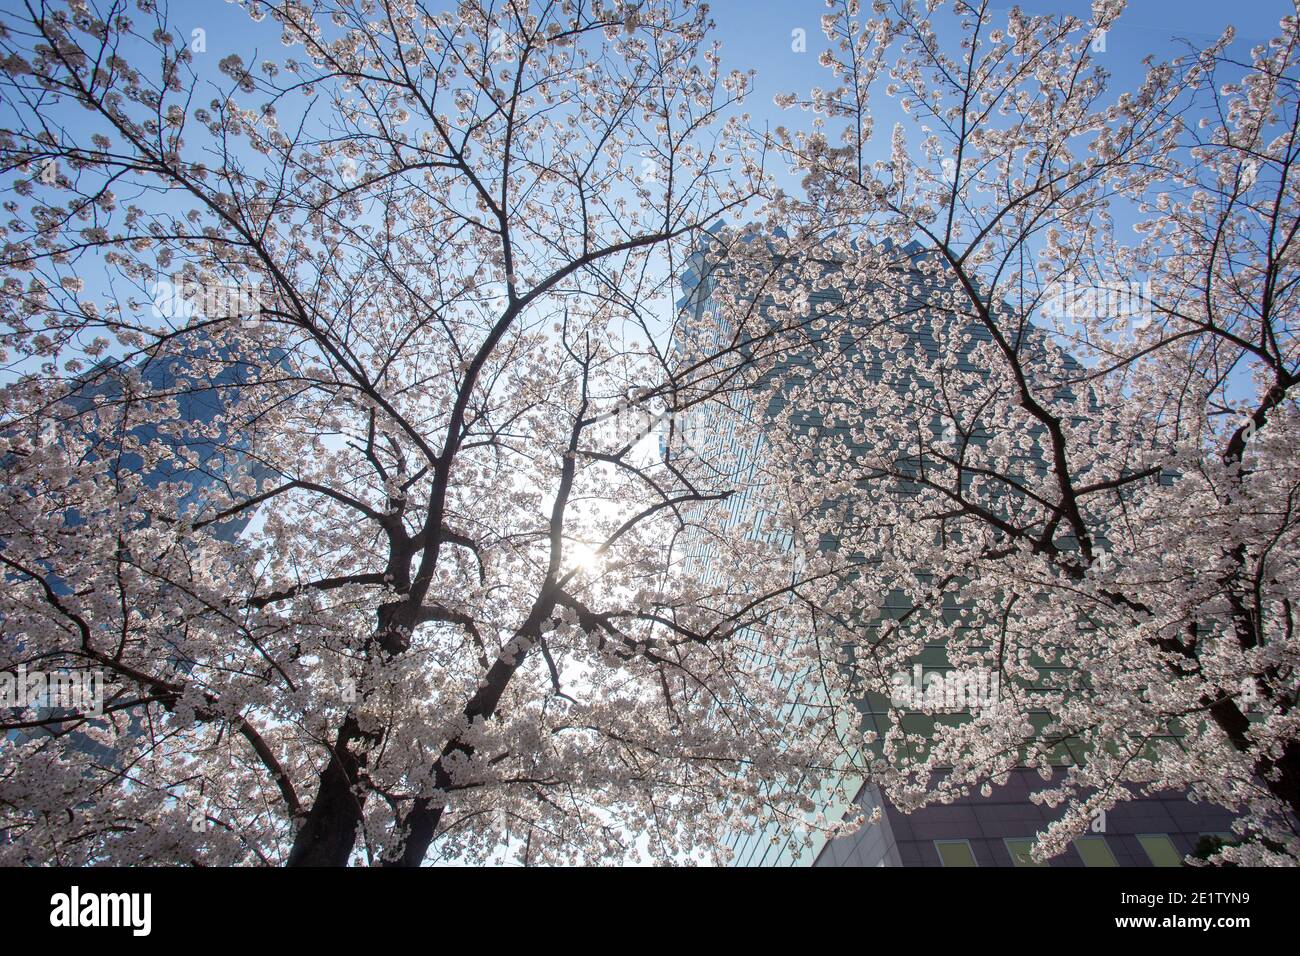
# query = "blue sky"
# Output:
<box><xmin>6</xmin><ymin>0</ymin><xmax>1292</xmax><ymax>370</ymax></box>
<box><xmin>183</xmin><ymin>1</ymin><xmax>1297</xmax><ymax>145</ymax></box>
<box><xmin>704</xmin><ymin>0</ymin><xmax>1296</xmax><ymax>186</ymax></box>
<box><xmin>710</xmin><ymin>0</ymin><xmax>1293</xmax><ymax>103</ymax></box>
<box><xmin>30</xmin><ymin>0</ymin><xmax>1293</xmax><ymax>229</ymax></box>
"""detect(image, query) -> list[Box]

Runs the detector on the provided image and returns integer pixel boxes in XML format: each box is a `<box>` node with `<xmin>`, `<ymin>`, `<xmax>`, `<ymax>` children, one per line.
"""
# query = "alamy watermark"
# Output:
<box><xmin>594</xmin><ymin>395</ymin><xmax>716</xmax><ymax>457</ymax></box>
<box><xmin>1042</xmin><ymin>279</ymin><xmax>1154</xmax><ymax>330</ymax></box>
<box><xmin>50</xmin><ymin>886</ymin><xmax>151</xmax><ymax>936</ymax></box>
<box><xmin>1</xmin><ymin>665</ymin><xmax>104</xmax><ymax>717</ymax></box>
<box><xmin>151</xmin><ymin>274</ymin><xmax>264</xmax><ymax>321</ymax></box>
<box><xmin>890</xmin><ymin>665</ymin><xmax>1000</xmax><ymax>714</ymax></box>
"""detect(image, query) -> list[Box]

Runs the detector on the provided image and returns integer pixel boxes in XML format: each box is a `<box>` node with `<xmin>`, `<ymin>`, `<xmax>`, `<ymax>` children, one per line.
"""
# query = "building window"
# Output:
<box><xmin>1137</xmin><ymin>833</ymin><xmax>1184</xmax><ymax>867</ymax></box>
<box><xmin>1074</xmin><ymin>836</ymin><xmax>1118</xmax><ymax>867</ymax></box>
<box><xmin>1004</xmin><ymin>838</ymin><xmax>1048</xmax><ymax>867</ymax></box>
<box><xmin>935</xmin><ymin>839</ymin><xmax>978</xmax><ymax>867</ymax></box>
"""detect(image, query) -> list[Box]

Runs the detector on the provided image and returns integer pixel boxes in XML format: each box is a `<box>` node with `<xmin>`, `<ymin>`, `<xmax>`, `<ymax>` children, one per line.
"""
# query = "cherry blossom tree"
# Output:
<box><xmin>761</xmin><ymin>0</ymin><xmax>1300</xmax><ymax>863</ymax></box>
<box><xmin>0</xmin><ymin>0</ymin><xmax>864</xmax><ymax>866</ymax></box>
<box><xmin>6</xmin><ymin>0</ymin><xmax>1296</xmax><ymax>871</ymax></box>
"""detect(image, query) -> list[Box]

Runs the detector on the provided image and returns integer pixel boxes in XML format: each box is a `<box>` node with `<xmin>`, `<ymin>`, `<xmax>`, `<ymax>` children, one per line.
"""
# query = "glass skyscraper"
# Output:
<box><xmin>2</xmin><ymin>336</ymin><xmax>275</xmax><ymax>749</ymax></box>
<box><xmin>674</xmin><ymin>230</ymin><xmax>1239</xmax><ymax>867</ymax></box>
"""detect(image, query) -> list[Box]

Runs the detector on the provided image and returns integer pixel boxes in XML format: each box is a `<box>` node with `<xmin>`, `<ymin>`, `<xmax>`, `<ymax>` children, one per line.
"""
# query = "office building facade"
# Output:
<box><xmin>675</xmin><ymin>230</ymin><xmax>1239</xmax><ymax>867</ymax></box>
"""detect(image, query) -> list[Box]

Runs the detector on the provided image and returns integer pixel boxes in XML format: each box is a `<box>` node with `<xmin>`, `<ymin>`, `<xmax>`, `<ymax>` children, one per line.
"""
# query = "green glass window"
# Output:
<box><xmin>1074</xmin><ymin>836</ymin><xmax>1117</xmax><ymax>867</ymax></box>
<box><xmin>1137</xmin><ymin>834</ymin><xmax>1183</xmax><ymax>867</ymax></box>
<box><xmin>1004</xmin><ymin>838</ymin><xmax>1048</xmax><ymax>867</ymax></box>
<box><xmin>935</xmin><ymin>840</ymin><xmax>978</xmax><ymax>867</ymax></box>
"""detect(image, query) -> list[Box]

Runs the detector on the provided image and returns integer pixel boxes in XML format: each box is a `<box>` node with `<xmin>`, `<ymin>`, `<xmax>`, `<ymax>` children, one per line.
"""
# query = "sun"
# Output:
<box><xmin>568</xmin><ymin>541</ymin><xmax>604</xmax><ymax>573</ymax></box>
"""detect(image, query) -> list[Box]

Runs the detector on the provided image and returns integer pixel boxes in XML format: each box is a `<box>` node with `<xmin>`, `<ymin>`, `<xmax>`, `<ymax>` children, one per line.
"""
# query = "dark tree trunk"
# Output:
<box><xmin>286</xmin><ymin>716</ymin><xmax>371</xmax><ymax>866</ymax></box>
<box><xmin>1208</xmin><ymin>697</ymin><xmax>1300</xmax><ymax>826</ymax></box>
